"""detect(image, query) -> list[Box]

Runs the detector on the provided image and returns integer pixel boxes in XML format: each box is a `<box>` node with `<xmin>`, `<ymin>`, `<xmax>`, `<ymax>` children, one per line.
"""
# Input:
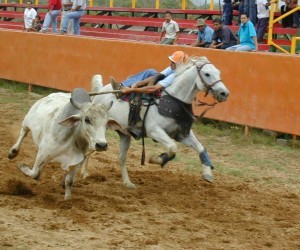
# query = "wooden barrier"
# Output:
<box><xmin>0</xmin><ymin>29</ymin><xmax>300</xmax><ymax>136</ymax></box>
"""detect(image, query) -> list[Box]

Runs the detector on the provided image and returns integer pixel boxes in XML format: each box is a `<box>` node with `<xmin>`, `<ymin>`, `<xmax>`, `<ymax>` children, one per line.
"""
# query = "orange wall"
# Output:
<box><xmin>1</xmin><ymin>29</ymin><xmax>299</xmax><ymax>135</ymax></box>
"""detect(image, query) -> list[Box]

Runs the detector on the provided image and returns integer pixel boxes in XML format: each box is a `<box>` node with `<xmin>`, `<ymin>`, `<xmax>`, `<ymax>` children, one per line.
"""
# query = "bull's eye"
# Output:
<box><xmin>205</xmin><ymin>73</ymin><xmax>210</xmax><ymax>77</ymax></box>
<box><xmin>85</xmin><ymin>117</ymin><xmax>91</xmax><ymax>125</ymax></box>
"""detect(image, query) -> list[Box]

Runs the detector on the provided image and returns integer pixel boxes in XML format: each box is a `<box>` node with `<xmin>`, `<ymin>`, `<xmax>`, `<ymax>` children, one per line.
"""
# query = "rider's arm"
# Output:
<box><xmin>122</xmin><ymin>84</ymin><xmax>163</xmax><ymax>94</ymax></box>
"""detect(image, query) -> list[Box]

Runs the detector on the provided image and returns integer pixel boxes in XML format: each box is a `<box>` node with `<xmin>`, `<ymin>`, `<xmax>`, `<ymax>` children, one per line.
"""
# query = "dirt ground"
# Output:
<box><xmin>0</xmin><ymin>88</ymin><xmax>300</xmax><ymax>250</ymax></box>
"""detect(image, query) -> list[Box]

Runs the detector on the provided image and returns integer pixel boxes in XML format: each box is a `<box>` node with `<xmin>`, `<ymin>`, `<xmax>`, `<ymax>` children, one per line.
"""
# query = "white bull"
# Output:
<box><xmin>8</xmin><ymin>90</ymin><xmax>115</xmax><ymax>200</ymax></box>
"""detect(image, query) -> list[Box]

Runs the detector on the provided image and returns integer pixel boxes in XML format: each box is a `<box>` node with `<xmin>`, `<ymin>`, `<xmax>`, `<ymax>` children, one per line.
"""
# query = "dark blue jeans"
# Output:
<box><xmin>256</xmin><ymin>17</ymin><xmax>268</xmax><ymax>41</ymax></box>
<box><xmin>223</xmin><ymin>3</ymin><xmax>233</xmax><ymax>25</ymax></box>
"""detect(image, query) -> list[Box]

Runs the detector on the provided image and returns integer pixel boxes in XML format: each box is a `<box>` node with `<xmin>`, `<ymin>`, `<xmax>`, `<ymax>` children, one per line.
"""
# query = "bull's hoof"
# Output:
<box><xmin>8</xmin><ymin>148</ymin><xmax>18</xmax><ymax>159</ymax></box>
<box><xmin>124</xmin><ymin>182</ymin><xmax>136</xmax><ymax>189</ymax></box>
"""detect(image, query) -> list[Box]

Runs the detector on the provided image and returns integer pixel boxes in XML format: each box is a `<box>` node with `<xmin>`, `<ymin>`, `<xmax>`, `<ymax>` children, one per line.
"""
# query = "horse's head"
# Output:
<box><xmin>193</xmin><ymin>57</ymin><xmax>229</xmax><ymax>102</ymax></box>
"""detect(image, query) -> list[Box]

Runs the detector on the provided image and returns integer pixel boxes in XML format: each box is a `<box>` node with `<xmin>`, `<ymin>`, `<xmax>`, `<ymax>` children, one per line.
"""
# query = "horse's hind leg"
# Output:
<box><xmin>118</xmin><ymin>132</ymin><xmax>136</xmax><ymax>189</ymax></box>
<box><xmin>8</xmin><ymin>126</ymin><xmax>30</xmax><ymax>159</ymax></box>
<box><xmin>148</xmin><ymin>129</ymin><xmax>178</xmax><ymax>167</ymax></box>
<box><xmin>178</xmin><ymin>130</ymin><xmax>213</xmax><ymax>183</ymax></box>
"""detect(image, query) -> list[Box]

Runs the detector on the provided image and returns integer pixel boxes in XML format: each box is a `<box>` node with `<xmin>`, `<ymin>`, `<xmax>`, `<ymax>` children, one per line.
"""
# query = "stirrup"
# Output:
<box><xmin>128</xmin><ymin>126</ymin><xmax>143</xmax><ymax>140</ymax></box>
<box><xmin>110</xmin><ymin>77</ymin><xmax>125</xmax><ymax>99</ymax></box>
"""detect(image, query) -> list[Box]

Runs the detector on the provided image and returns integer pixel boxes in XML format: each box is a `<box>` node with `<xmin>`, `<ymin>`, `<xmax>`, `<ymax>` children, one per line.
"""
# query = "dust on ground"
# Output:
<box><xmin>0</xmin><ymin>88</ymin><xmax>299</xmax><ymax>250</ymax></box>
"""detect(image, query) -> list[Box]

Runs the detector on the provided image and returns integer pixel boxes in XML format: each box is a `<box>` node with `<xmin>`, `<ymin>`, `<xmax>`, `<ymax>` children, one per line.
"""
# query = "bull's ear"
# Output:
<box><xmin>58</xmin><ymin>115</ymin><xmax>81</xmax><ymax>128</ymax></box>
<box><xmin>107</xmin><ymin>119</ymin><xmax>122</xmax><ymax>131</ymax></box>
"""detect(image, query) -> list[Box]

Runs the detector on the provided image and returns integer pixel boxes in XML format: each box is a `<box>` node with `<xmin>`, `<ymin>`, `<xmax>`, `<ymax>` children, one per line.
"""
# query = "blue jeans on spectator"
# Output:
<box><xmin>41</xmin><ymin>10</ymin><xmax>60</xmax><ymax>33</ymax></box>
<box><xmin>256</xmin><ymin>17</ymin><xmax>268</xmax><ymax>41</ymax></box>
<box><xmin>223</xmin><ymin>3</ymin><xmax>233</xmax><ymax>25</ymax></box>
<box><xmin>62</xmin><ymin>10</ymin><xmax>84</xmax><ymax>35</ymax></box>
<box><xmin>226</xmin><ymin>44</ymin><xmax>253</xmax><ymax>51</ymax></box>
<box><xmin>293</xmin><ymin>11</ymin><xmax>300</xmax><ymax>28</ymax></box>
<box><xmin>121</xmin><ymin>69</ymin><xmax>158</xmax><ymax>87</ymax></box>
<box><xmin>244</xmin><ymin>0</ymin><xmax>257</xmax><ymax>26</ymax></box>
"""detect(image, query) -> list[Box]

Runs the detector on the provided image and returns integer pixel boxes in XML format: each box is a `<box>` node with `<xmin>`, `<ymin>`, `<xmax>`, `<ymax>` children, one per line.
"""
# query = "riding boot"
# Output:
<box><xmin>110</xmin><ymin>77</ymin><xmax>125</xmax><ymax>99</ymax></box>
<box><xmin>128</xmin><ymin>95</ymin><xmax>143</xmax><ymax>140</ymax></box>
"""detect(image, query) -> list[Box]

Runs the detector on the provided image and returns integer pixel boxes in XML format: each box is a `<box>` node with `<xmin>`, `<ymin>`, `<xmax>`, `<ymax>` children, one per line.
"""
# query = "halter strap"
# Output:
<box><xmin>196</xmin><ymin>62</ymin><xmax>223</xmax><ymax>97</ymax></box>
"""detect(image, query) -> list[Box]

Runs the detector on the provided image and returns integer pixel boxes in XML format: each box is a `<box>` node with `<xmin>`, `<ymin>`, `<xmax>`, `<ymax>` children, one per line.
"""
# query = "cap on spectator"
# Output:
<box><xmin>195</xmin><ymin>18</ymin><xmax>206</xmax><ymax>26</ymax></box>
<box><xmin>168</xmin><ymin>51</ymin><xmax>189</xmax><ymax>64</ymax></box>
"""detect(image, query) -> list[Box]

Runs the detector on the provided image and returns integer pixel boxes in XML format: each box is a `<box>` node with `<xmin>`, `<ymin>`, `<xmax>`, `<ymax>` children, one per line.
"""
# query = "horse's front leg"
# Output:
<box><xmin>148</xmin><ymin>128</ymin><xmax>177</xmax><ymax>167</ymax></box>
<box><xmin>117</xmin><ymin>131</ymin><xmax>136</xmax><ymax>189</ymax></box>
<box><xmin>178</xmin><ymin>130</ymin><xmax>213</xmax><ymax>183</ymax></box>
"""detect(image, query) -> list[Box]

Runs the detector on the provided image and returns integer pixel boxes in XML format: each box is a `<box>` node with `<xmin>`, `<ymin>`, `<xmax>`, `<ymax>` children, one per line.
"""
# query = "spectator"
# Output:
<box><xmin>209</xmin><ymin>18</ymin><xmax>238</xmax><ymax>49</ymax></box>
<box><xmin>159</xmin><ymin>11</ymin><xmax>180</xmax><ymax>45</ymax></box>
<box><xmin>29</xmin><ymin>15</ymin><xmax>42</xmax><ymax>32</ymax></box>
<box><xmin>226</xmin><ymin>13</ymin><xmax>258</xmax><ymax>51</ymax></box>
<box><xmin>291</xmin><ymin>0</ymin><xmax>299</xmax><ymax>28</ymax></box>
<box><xmin>256</xmin><ymin>0</ymin><xmax>271</xmax><ymax>42</ymax></box>
<box><xmin>244</xmin><ymin>0</ymin><xmax>257</xmax><ymax>25</ymax></box>
<box><xmin>23</xmin><ymin>0</ymin><xmax>37</xmax><ymax>32</ymax></box>
<box><xmin>60</xmin><ymin>0</ymin><xmax>74</xmax><ymax>34</ymax></box>
<box><xmin>39</xmin><ymin>0</ymin><xmax>61</xmax><ymax>33</ymax></box>
<box><xmin>281</xmin><ymin>0</ymin><xmax>294</xmax><ymax>28</ymax></box>
<box><xmin>192</xmin><ymin>18</ymin><xmax>214</xmax><ymax>48</ymax></box>
<box><xmin>60</xmin><ymin>0</ymin><xmax>86</xmax><ymax>35</ymax></box>
<box><xmin>223</xmin><ymin>0</ymin><xmax>233</xmax><ymax>25</ymax></box>
<box><xmin>233</xmin><ymin>0</ymin><xmax>245</xmax><ymax>23</ymax></box>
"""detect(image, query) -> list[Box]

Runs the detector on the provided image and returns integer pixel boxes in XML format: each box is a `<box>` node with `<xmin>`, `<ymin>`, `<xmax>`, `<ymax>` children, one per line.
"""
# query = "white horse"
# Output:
<box><xmin>91</xmin><ymin>56</ymin><xmax>229</xmax><ymax>188</ymax></box>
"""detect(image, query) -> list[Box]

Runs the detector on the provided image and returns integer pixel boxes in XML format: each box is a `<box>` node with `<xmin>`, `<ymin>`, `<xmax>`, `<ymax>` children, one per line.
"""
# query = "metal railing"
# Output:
<box><xmin>268</xmin><ymin>0</ymin><xmax>300</xmax><ymax>54</ymax></box>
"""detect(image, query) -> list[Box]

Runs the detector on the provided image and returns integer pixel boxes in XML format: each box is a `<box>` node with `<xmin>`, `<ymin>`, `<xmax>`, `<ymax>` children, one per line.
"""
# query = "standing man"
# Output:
<box><xmin>60</xmin><ymin>0</ymin><xmax>74</xmax><ymax>34</ymax></box>
<box><xmin>209</xmin><ymin>18</ymin><xmax>237</xmax><ymax>49</ymax></box>
<box><xmin>159</xmin><ymin>11</ymin><xmax>180</xmax><ymax>45</ymax></box>
<box><xmin>223</xmin><ymin>0</ymin><xmax>233</xmax><ymax>25</ymax></box>
<box><xmin>192</xmin><ymin>18</ymin><xmax>214</xmax><ymax>48</ymax></box>
<box><xmin>256</xmin><ymin>0</ymin><xmax>271</xmax><ymax>42</ymax></box>
<box><xmin>60</xmin><ymin>0</ymin><xmax>86</xmax><ymax>35</ymax></box>
<box><xmin>226</xmin><ymin>13</ymin><xmax>258</xmax><ymax>51</ymax></box>
<box><xmin>23</xmin><ymin>1</ymin><xmax>37</xmax><ymax>32</ymax></box>
<box><xmin>39</xmin><ymin>0</ymin><xmax>61</xmax><ymax>33</ymax></box>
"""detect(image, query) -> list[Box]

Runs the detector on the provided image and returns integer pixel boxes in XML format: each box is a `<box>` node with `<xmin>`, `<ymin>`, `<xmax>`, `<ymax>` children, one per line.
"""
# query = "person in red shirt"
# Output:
<box><xmin>40</xmin><ymin>0</ymin><xmax>62</xmax><ymax>33</ymax></box>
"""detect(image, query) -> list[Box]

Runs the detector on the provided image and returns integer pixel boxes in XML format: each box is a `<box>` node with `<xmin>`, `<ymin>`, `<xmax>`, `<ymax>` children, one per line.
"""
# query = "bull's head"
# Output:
<box><xmin>58</xmin><ymin>101</ymin><xmax>117</xmax><ymax>152</ymax></box>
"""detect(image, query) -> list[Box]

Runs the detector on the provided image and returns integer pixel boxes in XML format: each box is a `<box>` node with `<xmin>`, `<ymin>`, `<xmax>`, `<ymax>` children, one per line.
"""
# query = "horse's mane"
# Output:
<box><xmin>174</xmin><ymin>56</ymin><xmax>209</xmax><ymax>77</ymax></box>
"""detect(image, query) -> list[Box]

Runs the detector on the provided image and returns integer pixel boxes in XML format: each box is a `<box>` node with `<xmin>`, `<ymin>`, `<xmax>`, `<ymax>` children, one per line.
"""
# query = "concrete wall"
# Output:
<box><xmin>1</xmin><ymin>29</ymin><xmax>299</xmax><ymax>135</ymax></box>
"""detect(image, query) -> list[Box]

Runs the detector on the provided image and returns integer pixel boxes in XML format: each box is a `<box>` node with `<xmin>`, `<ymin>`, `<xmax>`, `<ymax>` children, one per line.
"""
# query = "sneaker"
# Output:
<box><xmin>60</xmin><ymin>30</ymin><xmax>67</xmax><ymax>35</ymax></box>
<box><xmin>110</xmin><ymin>77</ymin><xmax>126</xmax><ymax>99</ymax></box>
<box><xmin>39</xmin><ymin>29</ymin><xmax>46</xmax><ymax>33</ymax></box>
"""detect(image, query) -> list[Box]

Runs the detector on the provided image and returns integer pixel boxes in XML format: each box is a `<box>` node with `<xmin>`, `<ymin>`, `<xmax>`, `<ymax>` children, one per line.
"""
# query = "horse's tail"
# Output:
<box><xmin>91</xmin><ymin>74</ymin><xmax>103</xmax><ymax>92</ymax></box>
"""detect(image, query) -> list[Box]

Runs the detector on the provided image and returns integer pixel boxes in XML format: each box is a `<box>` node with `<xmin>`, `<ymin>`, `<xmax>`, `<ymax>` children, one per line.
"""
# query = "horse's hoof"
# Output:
<box><xmin>202</xmin><ymin>165</ymin><xmax>213</xmax><ymax>183</ymax></box>
<box><xmin>202</xmin><ymin>174</ymin><xmax>213</xmax><ymax>183</ymax></box>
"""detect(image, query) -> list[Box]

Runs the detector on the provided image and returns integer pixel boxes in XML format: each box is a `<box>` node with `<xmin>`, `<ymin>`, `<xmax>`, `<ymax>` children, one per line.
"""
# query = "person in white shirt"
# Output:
<box><xmin>23</xmin><ymin>0</ymin><xmax>37</xmax><ymax>32</ymax></box>
<box><xmin>159</xmin><ymin>11</ymin><xmax>180</xmax><ymax>45</ymax></box>
<box><xmin>256</xmin><ymin>0</ymin><xmax>271</xmax><ymax>42</ymax></box>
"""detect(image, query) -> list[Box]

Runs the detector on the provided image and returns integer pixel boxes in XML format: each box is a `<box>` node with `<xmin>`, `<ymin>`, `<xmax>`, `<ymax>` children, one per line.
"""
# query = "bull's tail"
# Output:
<box><xmin>91</xmin><ymin>74</ymin><xmax>103</xmax><ymax>92</ymax></box>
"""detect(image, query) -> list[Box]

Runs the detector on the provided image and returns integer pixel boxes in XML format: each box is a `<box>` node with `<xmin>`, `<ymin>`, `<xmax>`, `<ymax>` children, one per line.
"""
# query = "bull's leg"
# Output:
<box><xmin>64</xmin><ymin>165</ymin><xmax>80</xmax><ymax>200</ymax></box>
<box><xmin>147</xmin><ymin>128</ymin><xmax>177</xmax><ymax>167</ymax></box>
<box><xmin>118</xmin><ymin>132</ymin><xmax>136</xmax><ymax>188</ymax></box>
<box><xmin>19</xmin><ymin>149</ymin><xmax>48</xmax><ymax>179</ymax></box>
<box><xmin>178</xmin><ymin>130</ymin><xmax>213</xmax><ymax>183</ymax></box>
<box><xmin>8</xmin><ymin>126</ymin><xmax>30</xmax><ymax>159</ymax></box>
<box><xmin>80</xmin><ymin>156</ymin><xmax>90</xmax><ymax>179</ymax></box>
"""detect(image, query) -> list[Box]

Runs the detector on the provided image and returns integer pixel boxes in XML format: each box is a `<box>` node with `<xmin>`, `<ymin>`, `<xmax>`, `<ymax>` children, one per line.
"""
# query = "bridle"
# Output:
<box><xmin>196</xmin><ymin>62</ymin><xmax>223</xmax><ymax>97</ymax></box>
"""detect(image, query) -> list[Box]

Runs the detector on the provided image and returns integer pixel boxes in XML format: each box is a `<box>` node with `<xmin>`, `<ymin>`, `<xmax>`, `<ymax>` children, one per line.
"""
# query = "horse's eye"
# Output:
<box><xmin>205</xmin><ymin>73</ymin><xmax>210</xmax><ymax>77</ymax></box>
<box><xmin>85</xmin><ymin>117</ymin><xmax>91</xmax><ymax>124</ymax></box>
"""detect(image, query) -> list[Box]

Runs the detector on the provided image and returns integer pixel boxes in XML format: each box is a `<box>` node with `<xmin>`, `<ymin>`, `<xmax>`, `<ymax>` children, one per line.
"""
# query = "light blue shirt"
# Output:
<box><xmin>238</xmin><ymin>20</ymin><xmax>257</xmax><ymax>49</ymax></box>
<box><xmin>159</xmin><ymin>66</ymin><xmax>176</xmax><ymax>88</ymax></box>
<box><xmin>197</xmin><ymin>25</ymin><xmax>214</xmax><ymax>43</ymax></box>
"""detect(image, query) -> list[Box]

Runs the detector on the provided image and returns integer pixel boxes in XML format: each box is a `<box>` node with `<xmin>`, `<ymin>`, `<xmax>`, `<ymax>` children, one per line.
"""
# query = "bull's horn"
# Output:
<box><xmin>70</xmin><ymin>98</ymin><xmax>83</xmax><ymax>110</ymax></box>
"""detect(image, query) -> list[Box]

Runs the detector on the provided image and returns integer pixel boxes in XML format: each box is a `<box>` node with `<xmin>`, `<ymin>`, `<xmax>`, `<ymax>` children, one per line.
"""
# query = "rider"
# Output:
<box><xmin>111</xmin><ymin>51</ymin><xmax>189</xmax><ymax>140</ymax></box>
